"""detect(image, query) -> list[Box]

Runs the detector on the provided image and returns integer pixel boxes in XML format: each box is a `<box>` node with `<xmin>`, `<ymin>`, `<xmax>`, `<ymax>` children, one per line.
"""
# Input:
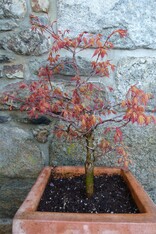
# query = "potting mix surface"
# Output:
<box><xmin>37</xmin><ymin>174</ymin><xmax>140</xmax><ymax>214</ymax></box>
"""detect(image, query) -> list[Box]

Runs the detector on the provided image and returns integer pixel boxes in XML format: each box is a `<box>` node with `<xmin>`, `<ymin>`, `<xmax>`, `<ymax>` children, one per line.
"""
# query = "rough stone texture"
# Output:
<box><xmin>33</xmin><ymin>127</ymin><xmax>50</xmax><ymax>143</ymax></box>
<box><xmin>0</xmin><ymin>0</ymin><xmax>27</xmax><ymax>19</ymax></box>
<box><xmin>0</xmin><ymin>176</ymin><xmax>35</xmax><ymax>219</ymax></box>
<box><xmin>0</xmin><ymin>219</ymin><xmax>12</xmax><ymax>234</ymax></box>
<box><xmin>123</xmin><ymin>124</ymin><xmax>156</xmax><ymax>204</ymax></box>
<box><xmin>0</xmin><ymin>115</ymin><xmax>10</xmax><ymax>123</ymax></box>
<box><xmin>115</xmin><ymin>57</ymin><xmax>156</xmax><ymax>110</ymax></box>
<box><xmin>30</xmin><ymin>56</ymin><xmax>93</xmax><ymax>76</ymax></box>
<box><xmin>2</xmin><ymin>29</ymin><xmax>50</xmax><ymax>55</ymax></box>
<box><xmin>3</xmin><ymin>64</ymin><xmax>24</xmax><ymax>79</ymax></box>
<box><xmin>29</xmin><ymin>58</ymin><xmax>48</xmax><ymax>78</ymax></box>
<box><xmin>49</xmin><ymin>136</ymin><xmax>86</xmax><ymax>166</ymax></box>
<box><xmin>0</xmin><ymin>20</ymin><xmax>18</xmax><ymax>31</ymax></box>
<box><xmin>0</xmin><ymin>125</ymin><xmax>45</xmax><ymax>178</ymax></box>
<box><xmin>57</xmin><ymin>0</ymin><xmax>156</xmax><ymax>49</ymax></box>
<box><xmin>0</xmin><ymin>67</ymin><xmax>3</xmax><ymax>78</ymax></box>
<box><xmin>60</xmin><ymin>56</ymin><xmax>92</xmax><ymax>76</ymax></box>
<box><xmin>0</xmin><ymin>81</ymin><xmax>33</xmax><ymax>110</ymax></box>
<box><xmin>31</xmin><ymin>0</ymin><xmax>50</xmax><ymax>13</ymax></box>
<box><xmin>0</xmin><ymin>54</ymin><xmax>14</xmax><ymax>63</ymax></box>
<box><xmin>0</xmin><ymin>41</ymin><xmax>3</xmax><ymax>49</ymax></box>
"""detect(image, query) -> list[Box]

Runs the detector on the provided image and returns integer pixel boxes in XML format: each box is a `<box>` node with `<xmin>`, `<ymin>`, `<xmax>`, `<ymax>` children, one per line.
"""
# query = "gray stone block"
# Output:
<box><xmin>0</xmin><ymin>0</ymin><xmax>27</xmax><ymax>19</ymax></box>
<box><xmin>2</xmin><ymin>29</ymin><xmax>50</xmax><ymax>55</ymax></box>
<box><xmin>57</xmin><ymin>0</ymin><xmax>156</xmax><ymax>49</ymax></box>
<box><xmin>3</xmin><ymin>64</ymin><xmax>24</xmax><ymax>79</ymax></box>
<box><xmin>0</xmin><ymin>20</ymin><xmax>18</xmax><ymax>31</ymax></box>
<box><xmin>115</xmin><ymin>57</ymin><xmax>156</xmax><ymax>110</ymax></box>
<box><xmin>59</xmin><ymin>56</ymin><xmax>92</xmax><ymax>76</ymax></box>
<box><xmin>0</xmin><ymin>125</ymin><xmax>45</xmax><ymax>178</ymax></box>
<box><xmin>49</xmin><ymin>136</ymin><xmax>86</xmax><ymax>166</ymax></box>
<box><xmin>0</xmin><ymin>54</ymin><xmax>14</xmax><ymax>63</ymax></box>
<box><xmin>0</xmin><ymin>176</ymin><xmax>35</xmax><ymax>219</ymax></box>
<box><xmin>0</xmin><ymin>115</ymin><xmax>10</xmax><ymax>123</ymax></box>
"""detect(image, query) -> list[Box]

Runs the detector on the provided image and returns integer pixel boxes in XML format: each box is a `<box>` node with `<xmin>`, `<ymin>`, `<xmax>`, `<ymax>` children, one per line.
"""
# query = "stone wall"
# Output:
<box><xmin>0</xmin><ymin>0</ymin><xmax>156</xmax><ymax>232</ymax></box>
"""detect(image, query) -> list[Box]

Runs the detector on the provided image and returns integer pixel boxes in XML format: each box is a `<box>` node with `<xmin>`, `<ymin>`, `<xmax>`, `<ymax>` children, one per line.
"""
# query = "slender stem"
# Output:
<box><xmin>85</xmin><ymin>132</ymin><xmax>95</xmax><ymax>198</ymax></box>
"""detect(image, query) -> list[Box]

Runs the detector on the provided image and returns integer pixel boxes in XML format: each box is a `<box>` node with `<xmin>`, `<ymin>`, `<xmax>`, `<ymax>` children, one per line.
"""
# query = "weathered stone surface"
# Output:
<box><xmin>29</xmin><ymin>55</ymin><xmax>98</xmax><ymax>77</ymax></box>
<box><xmin>60</xmin><ymin>56</ymin><xmax>92</xmax><ymax>76</ymax></box>
<box><xmin>0</xmin><ymin>20</ymin><xmax>18</xmax><ymax>31</ymax></box>
<box><xmin>57</xmin><ymin>0</ymin><xmax>156</xmax><ymax>49</ymax></box>
<box><xmin>3</xmin><ymin>64</ymin><xmax>24</xmax><ymax>79</ymax></box>
<box><xmin>0</xmin><ymin>41</ymin><xmax>3</xmax><ymax>49</ymax></box>
<box><xmin>49</xmin><ymin>136</ymin><xmax>86</xmax><ymax>166</ymax></box>
<box><xmin>123</xmin><ymin>124</ymin><xmax>156</xmax><ymax>203</ymax></box>
<box><xmin>0</xmin><ymin>125</ymin><xmax>45</xmax><ymax>178</ymax></box>
<box><xmin>0</xmin><ymin>176</ymin><xmax>35</xmax><ymax>219</ymax></box>
<box><xmin>0</xmin><ymin>218</ymin><xmax>12</xmax><ymax>234</ymax></box>
<box><xmin>0</xmin><ymin>81</ymin><xmax>32</xmax><ymax>110</ymax></box>
<box><xmin>115</xmin><ymin>57</ymin><xmax>156</xmax><ymax>110</ymax></box>
<box><xmin>33</xmin><ymin>127</ymin><xmax>50</xmax><ymax>143</ymax></box>
<box><xmin>2</xmin><ymin>29</ymin><xmax>50</xmax><ymax>55</ymax></box>
<box><xmin>0</xmin><ymin>0</ymin><xmax>27</xmax><ymax>19</ymax></box>
<box><xmin>29</xmin><ymin>58</ymin><xmax>47</xmax><ymax>78</ymax></box>
<box><xmin>31</xmin><ymin>0</ymin><xmax>50</xmax><ymax>12</ymax></box>
<box><xmin>0</xmin><ymin>115</ymin><xmax>10</xmax><ymax>123</ymax></box>
<box><xmin>0</xmin><ymin>67</ymin><xmax>3</xmax><ymax>78</ymax></box>
<box><xmin>0</xmin><ymin>54</ymin><xmax>14</xmax><ymax>63</ymax></box>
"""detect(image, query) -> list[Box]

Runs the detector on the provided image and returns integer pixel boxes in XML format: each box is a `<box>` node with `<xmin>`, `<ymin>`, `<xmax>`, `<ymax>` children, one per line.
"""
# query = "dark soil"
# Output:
<box><xmin>37</xmin><ymin>174</ymin><xmax>140</xmax><ymax>214</ymax></box>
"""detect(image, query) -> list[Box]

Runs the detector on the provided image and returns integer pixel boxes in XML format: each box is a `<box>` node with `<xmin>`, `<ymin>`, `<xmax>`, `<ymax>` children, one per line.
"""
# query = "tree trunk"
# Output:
<box><xmin>85</xmin><ymin>133</ymin><xmax>94</xmax><ymax>198</ymax></box>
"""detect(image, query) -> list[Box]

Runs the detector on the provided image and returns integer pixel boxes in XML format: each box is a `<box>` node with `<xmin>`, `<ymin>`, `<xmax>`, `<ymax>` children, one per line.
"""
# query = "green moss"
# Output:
<box><xmin>67</xmin><ymin>143</ymin><xmax>77</xmax><ymax>156</ymax></box>
<box><xmin>27</xmin><ymin>155</ymin><xmax>37</xmax><ymax>165</ymax></box>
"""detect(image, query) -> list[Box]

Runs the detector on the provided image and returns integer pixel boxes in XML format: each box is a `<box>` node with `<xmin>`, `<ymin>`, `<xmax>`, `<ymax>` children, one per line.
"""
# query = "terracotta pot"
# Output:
<box><xmin>13</xmin><ymin>166</ymin><xmax>156</xmax><ymax>234</ymax></box>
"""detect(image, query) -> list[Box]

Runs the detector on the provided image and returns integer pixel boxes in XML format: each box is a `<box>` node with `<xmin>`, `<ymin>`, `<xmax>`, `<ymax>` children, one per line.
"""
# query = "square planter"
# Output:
<box><xmin>13</xmin><ymin>166</ymin><xmax>156</xmax><ymax>234</ymax></box>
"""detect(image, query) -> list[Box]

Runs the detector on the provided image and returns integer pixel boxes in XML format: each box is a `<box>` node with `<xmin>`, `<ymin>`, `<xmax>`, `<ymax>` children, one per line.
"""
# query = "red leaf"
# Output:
<box><xmin>116</xmin><ymin>29</ymin><xmax>127</xmax><ymax>38</ymax></box>
<box><xmin>19</xmin><ymin>83</ymin><xmax>27</xmax><ymax>89</ymax></box>
<box><xmin>83</xmin><ymin>37</ymin><xmax>87</xmax><ymax>45</ymax></box>
<box><xmin>92</xmin><ymin>49</ymin><xmax>100</xmax><ymax>58</ymax></box>
<box><xmin>114</xmin><ymin>128</ymin><xmax>123</xmax><ymax>143</ymax></box>
<box><xmin>104</xmin><ymin>127</ymin><xmax>111</xmax><ymax>134</ymax></box>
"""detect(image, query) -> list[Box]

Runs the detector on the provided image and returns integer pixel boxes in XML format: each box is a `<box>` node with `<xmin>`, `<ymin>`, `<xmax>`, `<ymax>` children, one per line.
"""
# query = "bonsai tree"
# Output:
<box><xmin>3</xmin><ymin>15</ymin><xmax>156</xmax><ymax>198</ymax></box>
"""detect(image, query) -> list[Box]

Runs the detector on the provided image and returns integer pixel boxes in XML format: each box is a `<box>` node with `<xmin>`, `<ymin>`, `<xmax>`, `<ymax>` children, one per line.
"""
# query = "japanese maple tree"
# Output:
<box><xmin>3</xmin><ymin>15</ymin><xmax>156</xmax><ymax>198</ymax></box>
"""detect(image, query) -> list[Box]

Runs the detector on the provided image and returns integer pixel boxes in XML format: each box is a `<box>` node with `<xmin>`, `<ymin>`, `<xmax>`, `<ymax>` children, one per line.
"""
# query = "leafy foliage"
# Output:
<box><xmin>2</xmin><ymin>15</ymin><xmax>155</xmax><ymax>182</ymax></box>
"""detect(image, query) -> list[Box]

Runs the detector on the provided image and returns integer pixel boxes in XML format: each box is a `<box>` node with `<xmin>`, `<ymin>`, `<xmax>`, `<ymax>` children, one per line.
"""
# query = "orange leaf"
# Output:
<box><xmin>145</xmin><ymin>116</ymin><xmax>151</xmax><ymax>125</ymax></box>
<box><xmin>97</xmin><ymin>40</ymin><xmax>103</xmax><ymax>47</ymax></box>
<box><xmin>137</xmin><ymin>114</ymin><xmax>145</xmax><ymax>125</ymax></box>
<box><xmin>91</xmin><ymin>115</ymin><xmax>96</xmax><ymax>125</ymax></box>
<box><xmin>121</xmin><ymin>100</ymin><xmax>126</xmax><ymax>107</ymax></box>
<box><xmin>131</xmin><ymin>112</ymin><xmax>137</xmax><ymax>123</ymax></box>
<box><xmin>81</xmin><ymin>118</ymin><xmax>86</xmax><ymax>128</ymax></box>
